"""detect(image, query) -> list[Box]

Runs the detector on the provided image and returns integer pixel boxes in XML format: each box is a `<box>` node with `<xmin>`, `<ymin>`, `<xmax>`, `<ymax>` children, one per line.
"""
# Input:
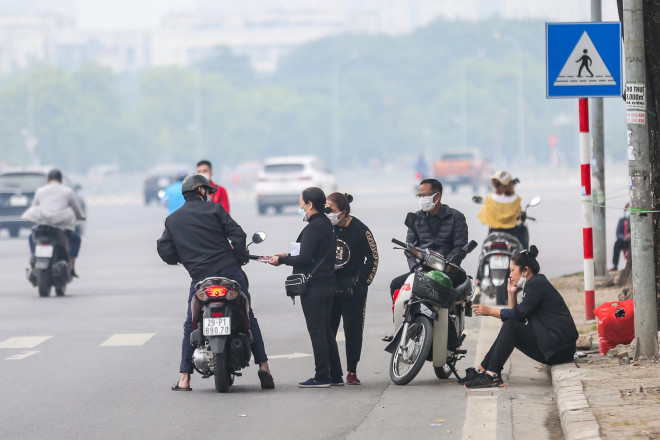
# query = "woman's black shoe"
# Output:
<box><xmin>464</xmin><ymin>372</ymin><xmax>504</xmax><ymax>389</ymax></box>
<box><xmin>457</xmin><ymin>367</ymin><xmax>481</xmax><ymax>384</ymax></box>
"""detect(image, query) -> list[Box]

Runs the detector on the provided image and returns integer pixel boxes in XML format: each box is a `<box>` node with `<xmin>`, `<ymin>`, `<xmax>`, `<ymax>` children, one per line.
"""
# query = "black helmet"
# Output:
<box><xmin>47</xmin><ymin>169</ymin><xmax>62</xmax><ymax>182</ymax></box>
<box><xmin>181</xmin><ymin>174</ymin><xmax>217</xmax><ymax>194</ymax></box>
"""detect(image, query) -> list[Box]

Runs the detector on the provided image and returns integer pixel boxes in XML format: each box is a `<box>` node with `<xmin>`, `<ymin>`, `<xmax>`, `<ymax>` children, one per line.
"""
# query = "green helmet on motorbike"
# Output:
<box><xmin>424</xmin><ymin>270</ymin><xmax>452</xmax><ymax>289</ymax></box>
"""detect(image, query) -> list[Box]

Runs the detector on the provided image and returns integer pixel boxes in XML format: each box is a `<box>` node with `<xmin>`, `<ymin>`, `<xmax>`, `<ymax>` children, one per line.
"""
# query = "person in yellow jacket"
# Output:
<box><xmin>475</xmin><ymin>170</ymin><xmax>526</xmax><ymax>293</ymax></box>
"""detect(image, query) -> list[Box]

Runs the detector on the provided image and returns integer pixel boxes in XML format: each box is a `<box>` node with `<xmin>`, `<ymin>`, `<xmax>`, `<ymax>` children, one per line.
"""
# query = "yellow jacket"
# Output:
<box><xmin>478</xmin><ymin>194</ymin><xmax>522</xmax><ymax>229</ymax></box>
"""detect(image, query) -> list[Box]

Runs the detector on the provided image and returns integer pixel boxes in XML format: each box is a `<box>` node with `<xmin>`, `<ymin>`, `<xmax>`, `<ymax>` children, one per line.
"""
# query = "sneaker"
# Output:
<box><xmin>346</xmin><ymin>372</ymin><xmax>361</xmax><ymax>385</ymax></box>
<box><xmin>330</xmin><ymin>377</ymin><xmax>345</xmax><ymax>386</ymax></box>
<box><xmin>464</xmin><ymin>371</ymin><xmax>504</xmax><ymax>389</ymax></box>
<box><xmin>258</xmin><ymin>369</ymin><xmax>275</xmax><ymax>390</ymax></box>
<box><xmin>298</xmin><ymin>378</ymin><xmax>331</xmax><ymax>388</ymax></box>
<box><xmin>457</xmin><ymin>367</ymin><xmax>482</xmax><ymax>384</ymax></box>
<box><xmin>608</xmin><ymin>266</ymin><xmax>617</xmax><ymax>272</ymax></box>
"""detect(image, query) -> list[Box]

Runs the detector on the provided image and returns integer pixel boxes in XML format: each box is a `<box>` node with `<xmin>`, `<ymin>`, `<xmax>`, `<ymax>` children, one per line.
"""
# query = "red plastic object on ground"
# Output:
<box><xmin>594</xmin><ymin>299</ymin><xmax>635</xmax><ymax>355</ymax></box>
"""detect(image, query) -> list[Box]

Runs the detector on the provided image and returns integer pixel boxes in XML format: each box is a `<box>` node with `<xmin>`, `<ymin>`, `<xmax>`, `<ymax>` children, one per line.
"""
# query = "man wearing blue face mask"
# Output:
<box><xmin>389</xmin><ymin>178</ymin><xmax>469</xmax><ymax>300</ymax></box>
<box><xmin>610</xmin><ymin>202</ymin><xmax>631</xmax><ymax>271</ymax></box>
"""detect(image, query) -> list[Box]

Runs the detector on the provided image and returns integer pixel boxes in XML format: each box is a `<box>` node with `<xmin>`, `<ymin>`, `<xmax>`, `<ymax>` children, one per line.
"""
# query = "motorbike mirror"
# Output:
<box><xmin>404</xmin><ymin>212</ymin><xmax>417</xmax><ymax>230</ymax></box>
<box><xmin>472</xmin><ymin>195</ymin><xmax>483</xmax><ymax>204</ymax></box>
<box><xmin>252</xmin><ymin>231</ymin><xmax>267</xmax><ymax>244</ymax></box>
<box><xmin>465</xmin><ymin>240</ymin><xmax>478</xmax><ymax>254</ymax></box>
<box><xmin>528</xmin><ymin>196</ymin><xmax>542</xmax><ymax>207</ymax></box>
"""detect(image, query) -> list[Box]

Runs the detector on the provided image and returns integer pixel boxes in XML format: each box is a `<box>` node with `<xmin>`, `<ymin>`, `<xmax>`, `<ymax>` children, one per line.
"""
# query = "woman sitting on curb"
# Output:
<box><xmin>464</xmin><ymin>245</ymin><xmax>578</xmax><ymax>388</ymax></box>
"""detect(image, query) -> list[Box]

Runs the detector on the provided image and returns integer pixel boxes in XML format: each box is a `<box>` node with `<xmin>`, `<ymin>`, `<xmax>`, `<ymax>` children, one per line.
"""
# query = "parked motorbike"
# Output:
<box><xmin>386</xmin><ymin>213</ymin><xmax>478</xmax><ymax>385</ymax></box>
<box><xmin>472</xmin><ymin>195</ymin><xmax>541</xmax><ymax>305</ymax></box>
<box><xmin>27</xmin><ymin>225</ymin><xmax>73</xmax><ymax>297</ymax></box>
<box><xmin>188</xmin><ymin>231</ymin><xmax>267</xmax><ymax>393</ymax></box>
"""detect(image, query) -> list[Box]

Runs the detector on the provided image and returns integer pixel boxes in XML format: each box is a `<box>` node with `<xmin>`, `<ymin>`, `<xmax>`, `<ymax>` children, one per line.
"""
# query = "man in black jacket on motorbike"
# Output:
<box><xmin>390</xmin><ymin>178</ymin><xmax>468</xmax><ymax>298</ymax></box>
<box><xmin>157</xmin><ymin>174</ymin><xmax>274</xmax><ymax>391</ymax></box>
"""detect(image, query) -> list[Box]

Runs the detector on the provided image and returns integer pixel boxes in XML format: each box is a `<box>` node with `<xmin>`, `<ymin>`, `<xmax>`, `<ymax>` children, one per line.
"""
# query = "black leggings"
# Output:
<box><xmin>330</xmin><ymin>283</ymin><xmax>368</xmax><ymax>373</ymax></box>
<box><xmin>480</xmin><ymin>320</ymin><xmax>575</xmax><ymax>375</ymax></box>
<box><xmin>301</xmin><ymin>285</ymin><xmax>343</xmax><ymax>381</ymax></box>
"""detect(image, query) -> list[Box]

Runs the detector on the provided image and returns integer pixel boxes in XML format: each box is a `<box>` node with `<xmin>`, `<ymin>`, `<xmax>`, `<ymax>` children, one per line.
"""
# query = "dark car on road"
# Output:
<box><xmin>144</xmin><ymin>163</ymin><xmax>190</xmax><ymax>205</ymax></box>
<box><xmin>0</xmin><ymin>169</ymin><xmax>86</xmax><ymax>237</ymax></box>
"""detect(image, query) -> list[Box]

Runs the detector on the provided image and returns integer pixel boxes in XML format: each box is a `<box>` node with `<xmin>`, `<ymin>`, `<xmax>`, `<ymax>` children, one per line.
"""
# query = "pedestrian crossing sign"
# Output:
<box><xmin>546</xmin><ymin>22</ymin><xmax>622</xmax><ymax>98</ymax></box>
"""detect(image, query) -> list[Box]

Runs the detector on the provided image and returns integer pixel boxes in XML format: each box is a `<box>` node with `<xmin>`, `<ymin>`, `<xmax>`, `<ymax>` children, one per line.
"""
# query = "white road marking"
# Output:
<box><xmin>0</xmin><ymin>336</ymin><xmax>53</xmax><ymax>349</ymax></box>
<box><xmin>268</xmin><ymin>352</ymin><xmax>312</xmax><ymax>360</ymax></box>
<box><xmin>336</xmin><ymin>331</ymin><xmax>345</xmax><ymax>342</ymax></box>
<box><xmin>5</xmin><ymin>351</ymin><xmax>39</xmax><ymax>360</ymax></box>
<box><xmin>462</xmin><ymin>395</ymin><xmax>498</xmax><ymax>440</ymax></box>
<box><xmin>100</xmin><ymin>333</ymin><xmax>155</xmax><ymax>347</ymax></box>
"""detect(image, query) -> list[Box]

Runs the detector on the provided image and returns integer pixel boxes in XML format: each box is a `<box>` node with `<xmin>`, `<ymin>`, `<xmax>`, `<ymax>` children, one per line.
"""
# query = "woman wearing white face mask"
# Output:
<box><xmin>464</xmin><ymin>245</ymin><xmax>578</xmax><ymax>388</ymax></box>
<box><xmin>326</xmin><ymin>193</ymin><xmax>379</xmax><ymax>385</ymax></box>
<box><xmin>268</xmin><ymin>187</ymin><xmax>344</xmax><ymax>388</ymax></box>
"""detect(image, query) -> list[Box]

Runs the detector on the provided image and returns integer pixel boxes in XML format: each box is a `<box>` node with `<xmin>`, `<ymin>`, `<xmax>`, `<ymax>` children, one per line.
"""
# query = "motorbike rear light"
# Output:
<box><xmin>206</xmin><ymin>286</ymin><xmax>228</xmax><ymax>297</ymax></box>
<box><xmin>491</xmin><ymin>242</ymin><xmax>507</xmax><ymax>249</ymax></box>
<box><xmin>211</xmin><ymin>312</ymin><xmax>224</xmax><ymax>318</ymax></box>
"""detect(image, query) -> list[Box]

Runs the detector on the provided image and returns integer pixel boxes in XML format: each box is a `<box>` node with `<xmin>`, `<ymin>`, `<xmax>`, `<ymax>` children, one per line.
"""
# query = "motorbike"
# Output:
<box><xmin>27</xmin><ymin>225</ymin><xmax>73</xmax><ymax>297</ymax></box>
<box><xmin>472</xmin><ymin>195</ymin><xmax>541</xmax><ymax>305</ymax></box>
<box><xmin>386</xmin><ymin>213</ymin><xmax>478</xmax><ymax>385</ymax></box>
<box><xmin>188</xmin><ymin>231</ymin><xmax>267</xmax><ymax>393</ymax></box>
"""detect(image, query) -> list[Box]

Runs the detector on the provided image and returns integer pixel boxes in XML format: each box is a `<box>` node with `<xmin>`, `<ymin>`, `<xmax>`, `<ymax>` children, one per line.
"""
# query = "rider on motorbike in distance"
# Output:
<box><xmin>474</xmin><ymin>170</ymin><xmax>525</xmax><ymax>295</ymax></box>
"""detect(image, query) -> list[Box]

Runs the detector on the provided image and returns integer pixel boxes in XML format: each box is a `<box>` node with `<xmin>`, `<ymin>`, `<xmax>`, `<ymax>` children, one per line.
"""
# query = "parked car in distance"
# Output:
<box><xmin>255</xmin><ymin>156</ymin><xmax>336</xmax><ymax>215</ymax></box>
<box><xmin>144</xmin><ymin>163</ymin><xmax>190</xmax><ymax>205</ymax></box>
<box><xmin>433</xmin><ymin>149</ymin><xmax>492</xmax><ymax>192</ymax></box>
<box><xmin>0</xmin><ymin>169</ymin><xmax>86</xmax><ymax>237</ymax></box>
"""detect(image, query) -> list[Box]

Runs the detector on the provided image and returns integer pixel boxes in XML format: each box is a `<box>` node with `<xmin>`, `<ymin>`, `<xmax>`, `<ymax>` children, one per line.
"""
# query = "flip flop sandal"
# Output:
<box><xmin>382</xmin><ymin>335</ymin><xmax>394</xmax><ymax>342</ymax></box>
<box><xmin>258</xmin><ymin>369</ymin><xmax>275</xmax><ymax>390</ymax></box>
<box><xmin>171</xmin><ymin>382</ymin><xmax>192</xmax><ymax>391</ymax></box>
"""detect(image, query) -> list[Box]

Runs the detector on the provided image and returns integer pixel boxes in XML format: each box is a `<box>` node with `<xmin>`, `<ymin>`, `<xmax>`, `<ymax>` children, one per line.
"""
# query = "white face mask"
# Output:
<box><xmin>199</xmin><ymin>173</ymin><xmax>211</xmax><ymax>182</ymax></box>
<box><xmin>327</xmin><ymin>212</ymin><xmax>343</xmax><ymax>226</ymax></box>
<box><xmin>516</xmin><ymin>271</ymin><xmax>527</xmax><ymax>289</ymax></box>
<box><xmin>418</xmin><ymin>193</ymin><xmax>438</xmax><ymax>212</ymax></box>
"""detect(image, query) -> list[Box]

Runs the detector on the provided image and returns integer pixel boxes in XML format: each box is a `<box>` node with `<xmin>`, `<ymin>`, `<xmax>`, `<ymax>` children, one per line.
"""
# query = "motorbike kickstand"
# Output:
<box><xmin>447</xmin><ymin>360</ymin><xmax>464</xmax><ymax>382</ymax></box>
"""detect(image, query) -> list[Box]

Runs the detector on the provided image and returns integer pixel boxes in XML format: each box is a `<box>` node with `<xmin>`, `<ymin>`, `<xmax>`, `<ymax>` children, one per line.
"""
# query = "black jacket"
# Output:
<box><xmin>406</xmin><ymin>204</ymin><xmax>468</xmax><ymax>270</ymax></box>
<box><xmin>280</xmin><ymin>213</ymin><xmax>336</xmax><ymax>288</ymax></box>
<box><xmin>156</xmin><ymin>198</ymin><xmax>248</xmax><ymax>282</ymax></box>
<box><xmin>500</xmin><ymin>274</ymin><xmax>578</xmax><ymax>360</ymax></box>
<box><xmin>335</xmin><ymin>216</ymin><xmax>379</xmax><ymax>286</ymax></box>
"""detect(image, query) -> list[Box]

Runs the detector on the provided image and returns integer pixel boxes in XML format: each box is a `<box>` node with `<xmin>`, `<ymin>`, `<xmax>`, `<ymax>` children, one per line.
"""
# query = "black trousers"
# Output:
<box><xmin>301</xmin><ymin>285</ymin><xmax>344</xmax><ymax>381</ymax></box>
<box><xmin>612</xmin><ymin>239</ymin><xmax>630</xmax><ymax>268</ymax></box>
<box><xmin>480</xmin><ymin>320</ymin><xmax>575</xmax><ymax>375</ymax></box>
<box><xmin>330</xmin><ymin>283</ymin><xmax>368</xmax><ymax>373</ymax></box>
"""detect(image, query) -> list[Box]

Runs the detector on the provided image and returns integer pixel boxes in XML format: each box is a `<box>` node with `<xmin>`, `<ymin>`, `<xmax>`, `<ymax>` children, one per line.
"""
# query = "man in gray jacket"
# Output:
<box><xmin>22</xmin><ymin>169</ymin><xmax>85</xmax><ymax>275</ymax></box>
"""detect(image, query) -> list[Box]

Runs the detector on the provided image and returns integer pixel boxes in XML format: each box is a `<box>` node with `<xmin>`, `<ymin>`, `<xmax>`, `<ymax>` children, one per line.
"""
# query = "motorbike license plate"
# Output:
<box><xmin>9</xmin><ymin>194</ymin><xmax>28</xmax><ymax>207</ymax></box>
<box><xmin>35</xmin><ymin>245</ymin><xmax>54</xmax><ymax>258</ymax></box>
<box><xmin>203</xmin><ymin>317</ymin><xmax>231</xmax><ymax>336</ymax></box>
<box><xmin>489</xmin><ymin>255</ymin><xmax>510</xmax><ymax>269</ymax></box>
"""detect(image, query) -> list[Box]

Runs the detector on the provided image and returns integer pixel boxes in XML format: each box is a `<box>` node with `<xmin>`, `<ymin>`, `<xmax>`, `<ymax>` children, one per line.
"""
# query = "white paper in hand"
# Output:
<box><xmin>291</xmin><ymin>242</ymin><xmax>301</xmax><ymax>256</ymax></box>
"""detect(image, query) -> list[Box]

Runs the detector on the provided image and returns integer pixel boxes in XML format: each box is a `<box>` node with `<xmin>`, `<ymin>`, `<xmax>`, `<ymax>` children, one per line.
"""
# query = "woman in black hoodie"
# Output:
<box><xmin>463</xmin><ymin>245</ymin><xmax>578</xmax><ymax>388</ymax></box>
<box><xmin>268</xmin><ymin>187</ymin><xmax>343</xmax><ymax>388</ymax></box>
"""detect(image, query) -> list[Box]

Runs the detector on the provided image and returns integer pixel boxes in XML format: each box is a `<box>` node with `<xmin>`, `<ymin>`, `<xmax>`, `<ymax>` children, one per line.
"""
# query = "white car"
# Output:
<box><xmin>255</xmin><ymin>156</ymin><xmax>336</xmax><ymax>215</ymax></box>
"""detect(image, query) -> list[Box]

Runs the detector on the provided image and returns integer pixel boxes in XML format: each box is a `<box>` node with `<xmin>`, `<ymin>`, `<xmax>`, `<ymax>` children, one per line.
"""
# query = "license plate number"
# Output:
<box><xmin>9</xmin><ymin>195</ymin><xmax>28</xmax><ymax>207</ymax></box>
<box><xmin>203</xmin><ymin>317</ymin><xmax>231</xmax><ymax>336</ymax></box>
<box><xmin>489</xmin><ymin>255</ymin><xmax>510</xmax><ymax>269</ymax></box>
<box><xmin>35</xmin><ymin>245</ymin><xmax>54</xmax><ymax>258</ymax></box>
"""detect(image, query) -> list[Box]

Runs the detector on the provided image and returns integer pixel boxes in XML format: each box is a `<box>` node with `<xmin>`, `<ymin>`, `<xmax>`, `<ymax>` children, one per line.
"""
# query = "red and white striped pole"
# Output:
<box><xmin>579</xmin><ymin>98</ymin><xmax>595</xmax><ymax>320</ymax></box>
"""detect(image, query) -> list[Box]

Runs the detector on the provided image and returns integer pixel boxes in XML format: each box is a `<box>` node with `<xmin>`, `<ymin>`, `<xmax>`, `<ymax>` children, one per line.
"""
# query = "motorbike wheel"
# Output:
<box><xmin>213</xmin><ymin>351</ymin><xmax>230</xmax><ymax>393</ymax></box>
<box><xmin>389</xmin><ymin>315</ymin><xmax>433</xmax><ymax>385</ymax></box>
<box><xmin>37</xmin><ymin>270</ymin><xmax>51</xmax><ymax>297</ymax></box>
<box><xmin>55</xmin><ymin>285</ymin><xmax>66</xmax><ymax>297</ymax></box>
<box><xmin>495</xmin><ymin>283</ymin><xmax>508</xmax><ymax>305</ymax></box>
<box><xmin>434</xmin><ymin>364</ymin><xmax>452</xmax><ymax>379</ymax></box>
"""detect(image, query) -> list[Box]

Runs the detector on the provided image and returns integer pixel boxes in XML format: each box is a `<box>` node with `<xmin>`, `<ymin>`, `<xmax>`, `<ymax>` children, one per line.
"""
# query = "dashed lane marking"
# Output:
<box><xmin>6</xmin><ymin>351</ymin><xmax>40</xmax><ymax>360</ymax></box>
<box><xmin>268</xmin><ymin>352</ymin><xmax>312</xmax><ymax>360</ymax></box>
<box><xmin>336</xmin><ymin>331</ymin><xmax>345</xmax><ymax>342</ymax></box>
<box><xmin>0</xmin><ymin>336</ymin><xmax>53</xmax><ymax>349</ymax></box>
<box><xmin>100</xmin><ymin>333</ymin><xmax>156</xmax><ymax>347</ymax></box>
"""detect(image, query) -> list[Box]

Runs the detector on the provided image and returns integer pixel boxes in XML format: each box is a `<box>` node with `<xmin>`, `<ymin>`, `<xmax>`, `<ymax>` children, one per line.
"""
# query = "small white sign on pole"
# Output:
<box><xmin>626</xmin><ymin>83</ymin><xmax>646</xmax><ymax>125</ymax></box>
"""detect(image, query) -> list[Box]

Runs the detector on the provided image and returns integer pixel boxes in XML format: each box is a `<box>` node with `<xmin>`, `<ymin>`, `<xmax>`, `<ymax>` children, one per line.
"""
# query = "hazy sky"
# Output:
<box><xmin>76</xmin><ymin>0</ymin><xmax>620</xmax><ymax>30</ymax></box>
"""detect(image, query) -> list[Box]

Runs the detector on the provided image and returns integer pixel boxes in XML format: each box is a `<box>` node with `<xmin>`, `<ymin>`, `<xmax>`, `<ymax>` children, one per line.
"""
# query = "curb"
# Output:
<box><xmin>549</xmin><ymin>363</ymin><xmax>602</xmax><ymax>440</ymax></box>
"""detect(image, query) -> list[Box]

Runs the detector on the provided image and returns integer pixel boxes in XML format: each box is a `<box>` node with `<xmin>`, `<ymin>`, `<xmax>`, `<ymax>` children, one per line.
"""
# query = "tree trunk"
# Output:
<box><xmin>619</xmin><ymin>1</ymin><xmax>660</xmax><ymax>327</ymax></box>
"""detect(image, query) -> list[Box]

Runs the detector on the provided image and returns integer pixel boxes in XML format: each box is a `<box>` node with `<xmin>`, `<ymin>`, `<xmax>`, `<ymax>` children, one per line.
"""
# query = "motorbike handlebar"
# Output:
<box><xmin>391</xmin><ymin>238</ymin><xmax>407</xmax><ymax>248</ymax></box>
<box><xmin>526</xmin><ymin>216</ymin><xmax>536</xmax><ymax>222</ymax></box>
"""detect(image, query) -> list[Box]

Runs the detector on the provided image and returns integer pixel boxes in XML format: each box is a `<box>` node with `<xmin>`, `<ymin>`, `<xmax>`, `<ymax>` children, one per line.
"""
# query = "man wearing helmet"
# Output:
<box><xmin>157</xmin><ymin>174</ymin><xmax>274</xmax><ymax>391</ymax></box>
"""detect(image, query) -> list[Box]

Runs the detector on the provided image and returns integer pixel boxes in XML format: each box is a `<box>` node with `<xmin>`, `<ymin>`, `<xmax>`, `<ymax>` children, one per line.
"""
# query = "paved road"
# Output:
<box><xmin>0</xmin><ymin>184</ymin><xmax>621</xmax><ymax>439</ymax></box>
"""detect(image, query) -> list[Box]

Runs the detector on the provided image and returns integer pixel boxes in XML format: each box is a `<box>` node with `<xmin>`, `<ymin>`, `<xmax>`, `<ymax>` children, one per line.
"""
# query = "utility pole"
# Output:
<box><xmin>591</xmin><ymin>0</ymin><xmax>607</xmax><ymax>278</ymax></box>
<box><xmin>623</xmin><ymin>0</ymin><xmax>659</xmax><ymax>358</ymax></box>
